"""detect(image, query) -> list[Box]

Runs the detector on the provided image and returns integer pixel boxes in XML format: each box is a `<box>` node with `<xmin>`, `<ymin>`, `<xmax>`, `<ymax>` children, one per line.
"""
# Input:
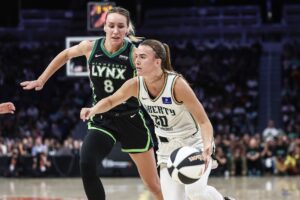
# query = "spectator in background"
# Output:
<box><xmin>6</xmin><ymin>147</ymin><xmax>23</xmax><ymax>177</ymax></box>
<box><xmin>262</xmin><ymin>120</ymin><xmax>279</xmax><ymax>141</ymax></box>
<box><xmin>72</xmin><ymin>139</ymin><xmax>82</xmax><ymax>156</ymax></box>
<box><xmin>274</xmin><ymin>136</ymin><xmax>288</xmax><ymax>175</ymax></box>
<box><xmin>0</xmin><ymin>102</ymin><xmax>15</xmax><ymax>114</ymax></box>
<box><xmin>260</xmin><ymin>138</ymin><xmax>275</xmax><ymax>175</ymax></box>
<box><xmin>283</xmin><ymin>138</ymin><xmax>299</xmax><ymax>175</ymax></box>
<box><xmin>230</xmin><ymin>142</ymin><xmax>247</xmax><ymax>176</ymax></box>
<box><xmin>214</xmin><ymin>146</ymin><xmax>229</xmax><ymax>176</ymax></box>
<box><xmin>31</xmin><ymin>137</ymin><xmax>47</xmax><ymax>156</ymax></box>
<box><xmin>0</xmin><ymin>137</ymin><xmax>8</xmax><ymax>155</ymax></box>
<box><xmin>246</xmin><ymin>137</ymin><xmax>262</xmax><ymax>176</ymax></box>
<box><xmin>22</xmin><ymin>137</ymin><xmax>33</xmax><ymax>155</ymax></box>
<box><xmin>284</xmin><ymin>150</ymin><xmax>298</xmax><ymax>175</ymax></box>
<box><xmin>56</xmin><ymin>138</ymin><xmax>73</xmax><ymax>156</ymax></box>
<box><xmin>32</xmin><ymin>152</ymin><xmax>51</xmax><ymax>177</ymax></box>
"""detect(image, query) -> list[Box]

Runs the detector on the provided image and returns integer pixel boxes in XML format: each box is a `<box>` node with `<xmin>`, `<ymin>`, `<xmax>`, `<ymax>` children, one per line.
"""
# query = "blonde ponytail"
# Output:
<box><xmin>127</xmin><ymin>21</ymin><xmax>143</xmax><ymax>43</ymax></box>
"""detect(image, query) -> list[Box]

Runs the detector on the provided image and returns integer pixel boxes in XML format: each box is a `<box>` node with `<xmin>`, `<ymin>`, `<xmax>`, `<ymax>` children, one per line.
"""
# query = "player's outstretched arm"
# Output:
<box><xmin>80</xmin><ymin>78</ymin><xmax>138</xmax><ymax>121</ymax></box>
<box><xmin>20</xmin><ymin>40</ymin><xmax>93</xmax><ymax>91</ymax></box>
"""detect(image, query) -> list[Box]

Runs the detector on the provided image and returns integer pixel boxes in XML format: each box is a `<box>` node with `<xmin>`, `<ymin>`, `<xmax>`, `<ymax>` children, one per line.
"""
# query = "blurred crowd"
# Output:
<box><xmin>0</xmin><ymin>136</ymin><xmax>82</xmax><ymax>177</ymax></box>
<box><xmin>171</xmin><ymin>40</ymin><xmax>261</xmax><ymax>135</ymax></box>
<box><xmin>0</xmin><ymin>38</ymin><xmax>91</xmax><ymax>141</ymax></box>
<box><xmin>213</xmin><ymin>121</ymin><xmax>300</xmax><ymax>177</ymax></box>
<box><xmin>281</xmin><ymin>41</ymin><xmax>300</xmax><ymax>137</ymax></box>
<box><xmin>0</xmin><ymin>37</ymin><xmax>299</xmax><ymax>177</ymax></box>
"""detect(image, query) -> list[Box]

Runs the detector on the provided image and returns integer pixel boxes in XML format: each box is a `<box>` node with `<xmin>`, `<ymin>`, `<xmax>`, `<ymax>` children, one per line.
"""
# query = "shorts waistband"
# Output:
<box><xmin>158</xmin><ymin>132</ymin><xmax>197</xmax><ymax>143</ymax></box>
<box><xmin>100</xmin><ymin>109</ymin><xmax>140</xmax><ymax>117</ymax></box>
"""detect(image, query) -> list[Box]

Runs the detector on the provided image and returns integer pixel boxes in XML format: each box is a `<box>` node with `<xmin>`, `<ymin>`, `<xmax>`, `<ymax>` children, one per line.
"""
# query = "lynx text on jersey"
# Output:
<box><xmin>91</xmin><ymin>63</ymin><xmax>126</xmax><ymax>79</ymax></box>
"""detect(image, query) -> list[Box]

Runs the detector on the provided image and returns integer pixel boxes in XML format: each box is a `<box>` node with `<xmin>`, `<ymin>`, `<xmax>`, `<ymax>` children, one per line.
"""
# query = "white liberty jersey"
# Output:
<box><xmin>138</xmin><ymin>73</ymin><xmax>199</xmax><ymax>138</ymax></box>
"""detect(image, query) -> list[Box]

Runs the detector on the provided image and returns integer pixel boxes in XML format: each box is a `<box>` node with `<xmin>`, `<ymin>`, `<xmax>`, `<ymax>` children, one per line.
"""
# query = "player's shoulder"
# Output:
<box><xmin>82</xmin><ymin>37</ymin><xmax>104</xmax><ymax>46</ymax></box>
<box><xmin>78</xmin><ymin>40</ymin><xmax>94</xmax><ymax>52</ymax></box>
<box><xmin>128</xmin><ymin>77</ymin><xmax>139</xmax><ymax>85</ymax></box>
<box><xmin>80</xmin><ymin>37</ymin><xmax>104</xmax><ymax>52</ymax></box>
<box><xmin>171</xmin><ymin>73</ymin><xmax>189</xmax><ymax>90</ymax></box>
<box><xmin>123</xmin><ymin>77</ymin><xmax>139</xmax><ymax>94</ymax></box>
<box><xmin>166</xmin><ymin>71</ymin><xmax>182</xmax><ymax>82</ymax></box>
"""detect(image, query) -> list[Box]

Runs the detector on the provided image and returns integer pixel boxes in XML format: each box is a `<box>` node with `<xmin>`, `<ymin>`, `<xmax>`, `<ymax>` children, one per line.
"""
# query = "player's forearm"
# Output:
<box><xmin>200</xmin><ymin>121</ymin><xmax>214</xmax><ymax>150</ymax></box>
<box><xmin>38</xmin><ymin>50</ymin><xmax>69</xmax><ymax>84</ymax></box>
<box><xmin>92</xmin><ymin>98</ymin><xmax>114</xmax><ymax>114</ymax></box>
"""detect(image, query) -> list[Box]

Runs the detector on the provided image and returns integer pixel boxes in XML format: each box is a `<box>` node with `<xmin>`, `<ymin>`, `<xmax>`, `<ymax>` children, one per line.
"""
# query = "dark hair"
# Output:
<box><xmin>140</xmin><ymin>39</ymin><xmax>174</xmax><ymax>72</ymax></box>
<box><xmin>106</xmin><ymin>7</ymin><xmax>142</xmax><ymax>42</ymax></box>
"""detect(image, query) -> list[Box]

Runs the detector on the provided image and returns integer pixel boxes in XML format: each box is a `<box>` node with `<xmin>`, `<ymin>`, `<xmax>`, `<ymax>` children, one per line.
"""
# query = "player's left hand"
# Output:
<box><xmin>202</xmin><ymin>145</ymin><xmax>213</xmax><ymax>170</ymax></box>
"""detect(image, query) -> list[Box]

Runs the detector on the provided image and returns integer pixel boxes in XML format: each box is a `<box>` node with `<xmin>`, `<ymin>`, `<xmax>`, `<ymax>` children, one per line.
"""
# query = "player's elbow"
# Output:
<box><xmin>106</xmin><ymin>98</ymin><xmax>115</xmax><ymax>110</ymax></box>
<box><xmin>199</xmin><ymin>118</ymin><xmax>212</xmax><ymax>127</ymax></box>
<box><xmin>59</xmin><ymin>49</ymin><xmax>71</xmax><ymax>62</ymax></box>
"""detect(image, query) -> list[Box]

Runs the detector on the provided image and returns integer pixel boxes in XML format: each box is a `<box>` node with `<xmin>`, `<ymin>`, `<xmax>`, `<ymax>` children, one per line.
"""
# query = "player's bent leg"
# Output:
<box><xmin>160</xmin><ymin>167</ymin><xmax>186</xmax><ymax>200</ymax></box>
<box><xmin>186</xmin><ymin>158</ymin><xmax>222</xmax><ymax>200</ymax></box>
<box><xmin>185</xmin><ymin>158</ymin><xmax>224</xmax><ymax>200</ymax></box>
<box><xmin>130</xmin><ymin>148</ymin><xmax>164</xmax><ymax>200</ymax></box>
<box><xmin>187</xmin><ymin>186</ymin><xmax>223</xmax><ymax>200</ymax></box>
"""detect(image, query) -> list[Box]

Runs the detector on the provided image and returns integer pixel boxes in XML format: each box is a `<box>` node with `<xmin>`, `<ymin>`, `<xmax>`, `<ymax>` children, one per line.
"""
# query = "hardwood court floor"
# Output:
<box><xmin>0</xmin><ymin>177</ymin><xmax>299</xmax><ymax>200</ymax></box>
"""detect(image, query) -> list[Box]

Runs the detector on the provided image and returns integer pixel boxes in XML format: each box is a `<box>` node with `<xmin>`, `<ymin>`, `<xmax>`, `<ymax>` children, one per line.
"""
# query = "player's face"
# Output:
<box><xmin>135</xmin><ymin>45</ymin><xmax>161</xmax><ymax>76</ymax></box>
<box><xmin>104</xmin><ymin>13</ymin><xmax>128</xmax><ymax>45</ymax></box>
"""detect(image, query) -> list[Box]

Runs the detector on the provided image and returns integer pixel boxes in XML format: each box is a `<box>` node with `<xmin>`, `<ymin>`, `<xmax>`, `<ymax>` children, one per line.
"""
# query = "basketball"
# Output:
<box><xmin>167</xmin><ymin>146</ymin><xmax>205</xmax><ymax>184</ymax></box>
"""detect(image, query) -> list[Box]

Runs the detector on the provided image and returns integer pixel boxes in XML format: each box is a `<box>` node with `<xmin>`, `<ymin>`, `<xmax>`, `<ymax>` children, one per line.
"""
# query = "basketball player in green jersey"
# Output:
<box><xmin>20</xmin><ymin>7</ymin><xmax>163</xmax><ymax>200</ymax></box>
<box><xmin>80</xmin><ymin>39</ymin><xmax>235</xmax><ymax>200</ymax></box>
<box><xmin>0</xmin><ymin>102</ymin><xmax>15</xmax><ymax>114</ymax></box>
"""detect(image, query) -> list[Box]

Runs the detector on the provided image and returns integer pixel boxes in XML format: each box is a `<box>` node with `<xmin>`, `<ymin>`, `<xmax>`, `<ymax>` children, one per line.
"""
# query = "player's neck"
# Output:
<box><xmin>144</xmin><ymin>71</ymin><xmax>166</xmax><ymax>96</ymax></box>
<box><xmin>104</xmin><ymin>40</ymin><xmax>123</xmax><ymax>54</ymax></box>
<box><xmin>147</xmin><ymin>71</ymin><xmax>165</xmax><ymax>85</ymax></box>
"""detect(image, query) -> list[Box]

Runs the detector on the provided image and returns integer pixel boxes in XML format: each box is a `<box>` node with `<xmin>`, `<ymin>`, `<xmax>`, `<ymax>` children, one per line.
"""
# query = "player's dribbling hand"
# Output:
<box><xmin>203</xmin><ymin>145</ymin><xmax>213</xmax><ymax>170</ymax></box>
<box><xmin>80</xmin><ymin>107</ymin><xmax>96</xmax><ymax>121</ymax></box>
<box><xmin>20</xmin><ymin>79</ymin><xmax>44</xmax><ymax>91</ymax></box>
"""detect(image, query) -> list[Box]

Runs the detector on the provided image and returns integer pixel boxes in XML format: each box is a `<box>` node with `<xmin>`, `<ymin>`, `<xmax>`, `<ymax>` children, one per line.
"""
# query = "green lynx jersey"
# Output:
<box><xmin>88</xmin><ymin>37</ymin><xmax>139</xmax><ymax>113</ymax></box>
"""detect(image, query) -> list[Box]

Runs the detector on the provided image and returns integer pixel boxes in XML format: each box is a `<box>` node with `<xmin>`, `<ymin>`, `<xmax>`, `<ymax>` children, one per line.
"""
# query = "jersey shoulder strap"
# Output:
<box><xmin>88</xmin><ymin>37</ymin><xmax>104</xmax><ymax>63</ymax></box>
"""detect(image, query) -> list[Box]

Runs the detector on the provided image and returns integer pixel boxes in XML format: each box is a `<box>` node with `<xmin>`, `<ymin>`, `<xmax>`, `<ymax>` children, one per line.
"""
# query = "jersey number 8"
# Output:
<box><xmin>104</xmin><ymin>80</ymin><xmax>114</xmax><ymax>93</ymax></box>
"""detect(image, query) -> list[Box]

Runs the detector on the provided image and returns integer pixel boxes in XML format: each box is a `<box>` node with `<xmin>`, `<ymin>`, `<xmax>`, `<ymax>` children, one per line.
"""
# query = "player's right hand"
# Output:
<box><xmin>20</xmin><ymin>79</ymin><xmax>44</xmax><ymax>91</ymax></box>
<box><xmin>80</xmin><ymin>107</ymin><xmax>95</xmax><ymax>122</ymax></box>
<box><xmin>0</xmin><ymin>102</ymin><xmax>16</xmax><ymax>114</ymax></box>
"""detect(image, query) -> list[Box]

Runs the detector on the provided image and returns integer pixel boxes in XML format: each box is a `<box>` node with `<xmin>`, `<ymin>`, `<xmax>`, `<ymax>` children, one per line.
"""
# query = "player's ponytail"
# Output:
<box><xmin>162</xmin><ymin>43</ymin><xmax>174</xmax><ymax>71</ymax></box>
<box><xmin>140</xmin><ymin>39</ymin><xmax>174</xmax><ymax>72</ymax></box>
<box><xmin>127</xmin><ymin>21</ymin><xmax>143</xmax><ymax>43</ymax></box>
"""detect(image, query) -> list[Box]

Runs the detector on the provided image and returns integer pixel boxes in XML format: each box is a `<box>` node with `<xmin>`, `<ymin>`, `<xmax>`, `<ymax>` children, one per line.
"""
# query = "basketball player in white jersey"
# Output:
<box><xmin>80</xmin><ymin>39</ymin><xmax>234</xmax><ymax>200</ymax></box>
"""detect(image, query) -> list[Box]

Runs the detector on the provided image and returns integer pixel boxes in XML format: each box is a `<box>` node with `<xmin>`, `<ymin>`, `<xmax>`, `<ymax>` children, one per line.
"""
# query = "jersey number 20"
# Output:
<box><xmin>152</xmin><ymin>115</ymin><xmax>168</xmax><ymax>127</ymax></box>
